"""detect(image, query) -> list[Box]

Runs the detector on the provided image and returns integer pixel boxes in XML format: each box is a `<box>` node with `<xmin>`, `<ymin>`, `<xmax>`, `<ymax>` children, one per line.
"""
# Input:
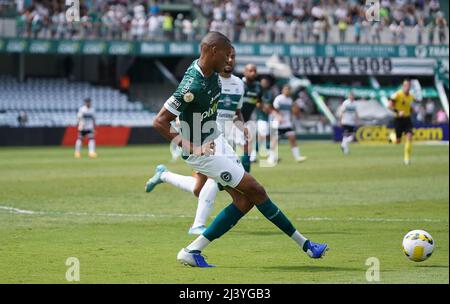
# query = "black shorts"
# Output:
<box><xmin>394</xmin><ymin>117</ymin><xmax>413</xmax><ymax>138</ymax></box>
<box><xmin>78</xmin><ymin>130</ymin><xmax>94</xmax><ymax>139</ymax></box>
<box><xmin>241</xmin><ymin>103</ymin><xmax>256</xmax><ymax>122</ymax></box>
<box><xmin>278</xmin><ymin>128</ymin><xmax>294</xmax><ymax>137</ymax></box>
<box><xmin>342</xmin><ymin>125</ymin><xmax>356</xmax><ymax>136</ymax></box>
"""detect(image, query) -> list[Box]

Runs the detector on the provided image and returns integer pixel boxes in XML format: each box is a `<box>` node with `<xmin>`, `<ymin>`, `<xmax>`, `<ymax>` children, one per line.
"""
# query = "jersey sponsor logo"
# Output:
<box><xmin>183</xmin><ymin>92</ymin><xmax>195</xmax><ymax>103</ymax></box>
<box><xmin>201</xmin><ymin>102</ymin><xmax>219</xmax><ymax>121</ymax></box>
<box><xmin>220</xmin><ymin>171</ymin><xmax>232</xmax><ymax>183</ymax></box>
<box><xmin>223</xmin><ymin>95</ymin><xmax>233</xmax><ymax>107</ymax></box>
<box><xmin>217</xmin><ymin>112</ymin><xmax>235</xmax><ymax>119</ymax></box>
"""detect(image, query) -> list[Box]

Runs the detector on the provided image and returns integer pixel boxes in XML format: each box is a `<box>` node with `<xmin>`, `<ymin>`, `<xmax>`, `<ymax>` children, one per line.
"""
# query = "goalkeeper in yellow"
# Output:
<box><xmin>388</xmin><ymin>80</ymin><xmax>415</xmax><ymax>165</ymax></box>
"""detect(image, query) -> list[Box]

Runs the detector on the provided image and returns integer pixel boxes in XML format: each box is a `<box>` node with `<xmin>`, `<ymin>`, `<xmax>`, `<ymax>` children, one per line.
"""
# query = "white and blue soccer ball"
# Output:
<box><xmin>402</xmin><ymin>230</ymin><xmax>435</xmax><ymax>262</ymax></box>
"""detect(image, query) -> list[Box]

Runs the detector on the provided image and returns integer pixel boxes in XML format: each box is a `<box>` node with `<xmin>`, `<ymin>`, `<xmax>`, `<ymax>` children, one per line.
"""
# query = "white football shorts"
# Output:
<box><xmin>185</xmin><ymin>134</ymin><xmax>245</xmax><ymax>188</ymax></box>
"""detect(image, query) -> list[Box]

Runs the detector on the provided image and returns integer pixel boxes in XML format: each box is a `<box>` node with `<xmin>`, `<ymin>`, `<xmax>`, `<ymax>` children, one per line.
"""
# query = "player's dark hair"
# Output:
<box><xmin>84</xmin><ymin>98</ymin><xmax>91</xmax><ymax>103</ymax></box>
<box><xmin>200</xmin><ymin>31</ymin><xmax>231</xmax><ymax>48</ymax></box>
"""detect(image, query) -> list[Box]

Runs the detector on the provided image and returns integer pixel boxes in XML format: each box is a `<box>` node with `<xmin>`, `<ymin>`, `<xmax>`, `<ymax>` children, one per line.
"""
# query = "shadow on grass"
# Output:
<box><xmin>261</xmin><ymin>265</ymin><xmax>362</xmax><ymax>272</ymax></box>
<box><xmin>414</xmin><ymin>265</ymin><xmax>449</xmax><ymax>269</ymax></box>
<box><xmin>234</xmin><ymin>230</ymin><xmax>361</xmax><ymax>236</ymax></box>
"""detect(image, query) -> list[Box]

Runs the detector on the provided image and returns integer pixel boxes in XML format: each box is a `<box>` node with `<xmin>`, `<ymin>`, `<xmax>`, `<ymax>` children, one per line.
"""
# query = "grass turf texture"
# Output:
<box><xmin>0</xmin><ymin>142</ymin><xmax>448</xmax><ymax>284</ymax></box>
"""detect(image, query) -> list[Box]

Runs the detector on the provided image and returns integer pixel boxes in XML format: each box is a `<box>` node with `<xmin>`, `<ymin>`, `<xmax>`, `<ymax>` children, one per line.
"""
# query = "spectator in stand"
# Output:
<box><xmin>148</xmin><ymin>12</ymin><xmax>161</xmax><ymax>41</ymax></box>
<box><xmin>174</xmin><ymin>13</ymin><xmax>184</xmax><ymax>41</ymax></box>
<box><xmin>398</xmin><ymin>21</ymin><xmax>406</xmax><ymax>44</ymax></box>
<box><xmin>182</xmin><ymin>16</ymin><xmax>194</xmax><ymax>41</ymax></box>
<box><xmin>312</xmin><ymin>17</ymin><xmax>322</xmax><ymax>44</ymax></box>
<box><xmin>162</xmin><ymin>12</ymin><xmax>173</xmax><ymax>41</ymax></box>
<box><xmin>354</xmin><ymin>17</ymin><xmax>361</xmax><ymax>44</ymax></box>
<box><xmin>322</xmin><ymin>16</ymin><xmax>330</xmax><ymax>44</ymax></box>
<box><xmin>130</xmin><ymin>8</ymin><xmax>146</xmax><ymax>40</ymax></box>
<box><xmin>436</xmin><ymin>108</ymin><xmax>448</xmax><ymax>124</ymax></box>
<box><xmin>372</xmin><ymin>21</ymin><xmax>382</xmax><ymax>44</ymax></box>
<box><xmin>427</xmin><ymin>16</ymin><xmax>436</xmax><ymax>44</ymax></box>
<box><xmin>415</xmin><ymin>17</ymin><xmax>425</xmax><ymax>44</ymax></box>
<box><xmin>390</xmin><ymin>22</ymin><xmax>398</xmax><ymax>44</ymax></box>
<box><xmin>274</xmin><ymin>16</ymin><xmax>288</xmax><ymax>43</ymax></box>
<box><xmin>9</xmin><ymin>0</ymin><xmax>449</xmax><ymax>45</ymax></box>
<box><xmin>425</xmin><ymin>99</ymin><xmax>435</xmax><ymax>125</ymax></box>
<box><xmin>436</xmin><ymin>13</ymin><xmax>447</xmax><ymax>44</ymax></box>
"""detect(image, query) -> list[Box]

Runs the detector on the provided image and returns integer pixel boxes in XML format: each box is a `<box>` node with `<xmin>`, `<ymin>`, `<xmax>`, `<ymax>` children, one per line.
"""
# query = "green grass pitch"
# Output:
<box><xmin>0</xmin><ymin>142</ymin><xmax>448</xmax><ymax>283</ymax></box>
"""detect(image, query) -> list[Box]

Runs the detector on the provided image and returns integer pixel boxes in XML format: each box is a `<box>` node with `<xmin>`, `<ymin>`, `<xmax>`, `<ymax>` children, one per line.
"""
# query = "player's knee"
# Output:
<box><xmin>248</xmin><ymin>180</ymin><xmax>268</xmax><ymax>202</ymax></box>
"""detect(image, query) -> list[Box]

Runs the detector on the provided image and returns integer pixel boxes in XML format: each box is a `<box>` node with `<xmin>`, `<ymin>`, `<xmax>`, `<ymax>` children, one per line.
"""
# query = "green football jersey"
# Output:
<box><xmin>255</xmin><ymin>88</ymin><xmax>274</xmax><ymax>122</ymax></box>
<box><xmin>241</xmin><ymin>78</ymin><xmax>262</xmax><ymax>122</ymax></box>
<box><xmin>164</xmin><ymin>60</ymin><xmax>222</xmax><ymax>146</ymax></box>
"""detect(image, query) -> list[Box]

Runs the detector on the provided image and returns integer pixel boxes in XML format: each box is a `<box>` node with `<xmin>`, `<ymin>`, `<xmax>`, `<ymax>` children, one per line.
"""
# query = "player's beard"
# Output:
<box><xmin>223</xmin><ymin>66</ymin><xmax>233</xmax><ymax>74</ymax></box>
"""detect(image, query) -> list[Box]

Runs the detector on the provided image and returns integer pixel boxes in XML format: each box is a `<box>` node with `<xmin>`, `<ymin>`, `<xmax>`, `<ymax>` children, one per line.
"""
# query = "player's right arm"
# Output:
<box><xmin>153</xmin><ymin>107</ymin><xmax>180</xmax><ymax>143</ymax></box>
<box><xmin>153</xmin><ymin>107</ymin><xmax>212</xmax><ymax>156</ymax></box>
<box><xmin>153</xmin><ymin>75</ymin><xmax>214</xmax><ymax>156</ymax></box>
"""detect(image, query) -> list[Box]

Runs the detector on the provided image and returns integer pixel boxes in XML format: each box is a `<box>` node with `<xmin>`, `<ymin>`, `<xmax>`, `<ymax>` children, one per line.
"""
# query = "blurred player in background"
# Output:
<box><xmin>256</xmin><ymin>77</ymin><xmax>275</xmax><ymax>158</ymax></box>
<box><xmin>241</xmin><ymin>64</ymin><xmax>263</xmax><ymax>164</ymax></box>
<box><xmin>339</xmin><ymin>91</ymin><xmax>359</xmax><ymax>155</ymax></box>
<box><xmin>388</xmin><ymin>80</ymin><xmax>415</xmax><ymax>165</ymax></box>
<box><xmin>268</xmin><ymin>85</ymin><xmax>306</xmax><ymax>164</ymax></box>
<box><xmin>75</xmin><ymin>98</ymin><xmax>97</xmax><ymax>158</ymax></box>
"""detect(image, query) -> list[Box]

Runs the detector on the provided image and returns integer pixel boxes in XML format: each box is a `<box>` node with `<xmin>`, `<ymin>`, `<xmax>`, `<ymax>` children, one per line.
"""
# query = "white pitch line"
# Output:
<box><xmin>0</xmin><ymin>205</ymin><xmax>447</xmax><ymax>223</ymax></box>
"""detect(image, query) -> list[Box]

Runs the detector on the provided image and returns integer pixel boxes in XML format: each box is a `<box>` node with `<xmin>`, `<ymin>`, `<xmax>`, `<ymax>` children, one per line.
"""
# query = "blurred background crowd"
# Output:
<box><xmin>0</xmin><ymin>0</ymin><xmax>447</xmax><ymax>44</ymax></box>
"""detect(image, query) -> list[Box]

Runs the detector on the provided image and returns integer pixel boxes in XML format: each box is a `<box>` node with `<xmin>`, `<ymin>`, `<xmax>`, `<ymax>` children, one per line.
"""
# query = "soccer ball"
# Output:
<box><xmin>402</xmin><ymin>230</ymin><xmax>435</xmax><ymax>262</ymax></box>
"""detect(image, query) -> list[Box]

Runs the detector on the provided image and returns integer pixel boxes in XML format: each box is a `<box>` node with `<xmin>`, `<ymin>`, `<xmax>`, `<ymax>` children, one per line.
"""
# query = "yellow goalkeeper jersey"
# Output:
<box><xmin>390</xmin><ymin>90</ymin><xmax>415</xmax><ymax>118</ymax></box>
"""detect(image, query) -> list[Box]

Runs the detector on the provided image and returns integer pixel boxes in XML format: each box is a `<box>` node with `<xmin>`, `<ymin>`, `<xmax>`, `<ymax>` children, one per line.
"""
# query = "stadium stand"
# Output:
<box><xmin>0</xmin><ymin>76</ymin><xmax>155</xmax><ymax>127</ymax></box>
<box><xmin>4</xmin><ymin>0</ymin><xmax>448</xmax><ymax>45</ymax></box>
<box><xmin>0</xmin><ymin>0</ymin><xmax>448</xmax><ymax>135</ymax></box>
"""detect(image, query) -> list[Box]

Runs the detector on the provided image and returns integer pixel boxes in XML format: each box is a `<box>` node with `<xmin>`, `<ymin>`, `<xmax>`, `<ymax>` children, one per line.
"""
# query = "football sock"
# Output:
<box><xmin>160</xmin><ymin>171</ymin><xmax>195</xmax><ymax>194</ymax></box>
<box><xmin>268</xmin><ymin>149</ymin><xmax>277</xmax><ymax>162</ymax></box>
<box><xmin>291</xmin><ymin>146</ymin><xmax>300</xmax><ymax>160</ymax></box>
<box><xmin>192</xmin><ymin>178</ymin><xmax>218</xmax><ymax>228</ymax></box>
<box><xmin>75</xmin><ymin>139</ymin><xmax>82</xmax><ymax>153</ymax></box>
<box><xmin>291</xmin><ymin>230</ymin><xmax>309</xmax><ymax>252</ymax></box>
<box><xmin>88</xmin><ymin>139</ymin><xmax>95</xmax><ymax>154</ymax></box>
<box><xmin>240</xmin><ymin>154</ymin><xmax>251</xmax><ymax>173</ymax></box>
<box><xmin>250</xmin><ymin>149</ymin><xmax>257</xmax><ymax>162</ymax></box>
<box><xmin>186</xmin><ymin>235</ymin><xmax>211</xmax><ymax>252</ymax></box>
<box><xmin>202</xmin><ymin>203</ymin><xmax>244</xmax><ymax>242</ymax></box>
<box><xmin>404</xmin><ymin>138</ymin><xmax>412</xmax><ymax>162</ymax></box>
<box><xmin>341</xmin><ymin>135</ymin><xmax>353</xmax><ymax>152</ymax></box>
<box><xmin>256</xmin><ymin>198</ymin><xmax>296</xmax><ymax>237</ymax></box>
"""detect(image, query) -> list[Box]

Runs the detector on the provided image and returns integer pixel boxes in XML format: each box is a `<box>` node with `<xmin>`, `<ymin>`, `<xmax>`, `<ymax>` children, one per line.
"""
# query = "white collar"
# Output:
<box><xmin>194</xmin><ymin>60</ymin><xmax>205</xmax><ymax>77</ymax></box>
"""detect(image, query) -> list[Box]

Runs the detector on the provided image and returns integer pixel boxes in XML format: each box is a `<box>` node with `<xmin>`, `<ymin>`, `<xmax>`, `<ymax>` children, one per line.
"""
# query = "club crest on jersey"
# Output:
<box><xmin>220</xmin><ymin>171</ymin><xmax>232</xmax><ymax>183</ymax></box>
<box><xmin>183</xmin><ymin>92</ymin><xmax>194</xmax><ymax>103</ymax></box>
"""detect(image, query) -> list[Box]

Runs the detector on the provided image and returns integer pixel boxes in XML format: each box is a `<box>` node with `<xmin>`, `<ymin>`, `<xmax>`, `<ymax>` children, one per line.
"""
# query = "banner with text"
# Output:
<box><xmin>0</xmin><ymin>38</ymin><xmax>448</xmax><ymax>58</ymax></box>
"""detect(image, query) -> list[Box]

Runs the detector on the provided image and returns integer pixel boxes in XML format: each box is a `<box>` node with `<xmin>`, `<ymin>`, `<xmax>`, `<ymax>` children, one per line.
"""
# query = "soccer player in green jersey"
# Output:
<box><xmin>241</xmin><ymin>64</ymin><xmax>263</xmax><ymax>163</ymax></box>
<box><xmin>146</xmin><ymin>46</ymin><xmax>247</xmax><ymax>235</ymax></box>
<box><xmin>255</xmin><ymin>77</ymin><xmax>275</xmax><ymax>158</ymax></box>
<box><xmin>151</xmin><ymin>32</ymin><xmax>328</xmax><ymax>267</ymax></box>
